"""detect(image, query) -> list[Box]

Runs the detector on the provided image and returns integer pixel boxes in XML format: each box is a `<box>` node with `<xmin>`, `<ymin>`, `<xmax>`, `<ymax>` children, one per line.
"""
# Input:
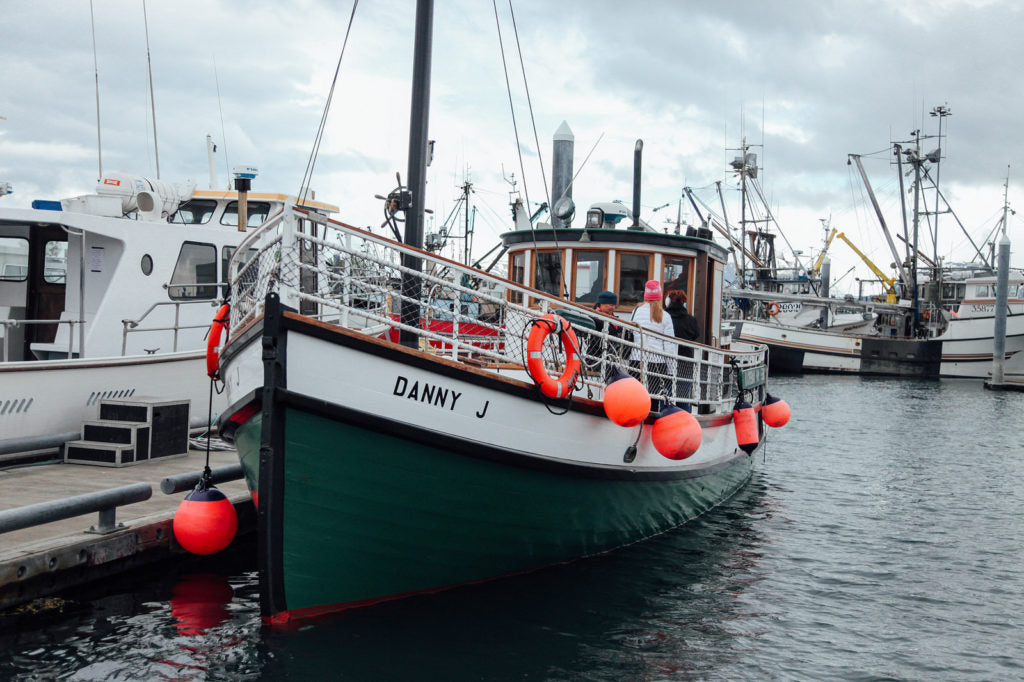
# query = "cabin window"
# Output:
<box><xmin>169</xmin><ymin>241</ymin><xmax>217</xmax><ymax>300</ymax></box>
<box><xmin>0</xmin><ymin>237</ymin><xmax>29</xmax><ymax>281</ymax></box>
<box><xmin>617</xmin><ymin>252</ymin><xmax>650</xmax><ymax>306</ymax></box>
<box><xmin>534</xmin><ymin>250</ymin><xmax>563</xmax><ymax>297</ymax></box>
<box><xmin>220</xmin><ymin>201</ymin><xmax>272</xmax><ymax>228</ymax></box>
<box><xmin>974</xmin><ymin>284</ymin><xmax>991</xmax><ymax>298</ymax></box>
<box><xmin>662</xmin><ymin>257</ymin><xmax>691</xmax><ymax>296</ymax></box>
<box><xmin>168</xmin><ymin>199</ymin><xmax>218</xmax><ymax>225</ymax></box>
<box><xmin>573</xmin><ymin>250</ymin><xmax>606</xmax><ymax>303</ymax></box>
<box><xmin>509</xmin><ymin>252</ymin><xmax>525</xmax><ymax>304</ymax></box>
<box><xmin>43</xmin><ymin>240</ymin><xmax>68</xmax><ymax>284</ymax></box>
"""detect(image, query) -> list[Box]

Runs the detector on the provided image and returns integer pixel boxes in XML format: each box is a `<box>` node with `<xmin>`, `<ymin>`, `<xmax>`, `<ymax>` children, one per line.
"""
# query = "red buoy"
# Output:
<box><xmin>603</xmin><ymin>369</ymin><xmax>651</xmax><ymax>427</ymax></box>
<box><xmin>173</xmin><ymin>485</ymin><xmax>238</xmax><ymax>555</ymax></box>
<box><xmin>651</xmin><ymin>405</ymin><xmax>702</xmax><ymax>460</ymax></box>
<box><xmin>762</xmin><ymin>393</ymin><xmax>791</xmax><ymax>428</ymax></box>
<box><xmin>733</xmin><ymin>399</ymin><xmax>759</xmax><ymax>454</ymax></box>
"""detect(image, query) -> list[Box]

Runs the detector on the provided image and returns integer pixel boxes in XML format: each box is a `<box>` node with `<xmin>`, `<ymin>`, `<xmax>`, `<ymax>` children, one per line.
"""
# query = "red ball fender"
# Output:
<box><xmin>526</xmin><ymin>314</ymin><xmax>581</xmax><ymax>399</ymax></box>
<box><xmin>206</xmin><ymin>304</ymin><xmax>230</xmax><ymax>380</ymax></box>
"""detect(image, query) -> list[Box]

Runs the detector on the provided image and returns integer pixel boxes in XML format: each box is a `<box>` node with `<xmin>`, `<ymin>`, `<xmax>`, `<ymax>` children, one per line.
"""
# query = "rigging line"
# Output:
<box><xmin>507</xmin><ymin>0</ymin><xmax>550</xmax><ymax>211</ymax></box>
<box><xmin>298</xmin><ymin>0</ymin><xmax>359</xmax><ymax>203</ymax></box>
<box><xmin>506</xmin><ymin>0</ymin><xmax>568</xmax><ymax>296</ymax></box>
<box><xmin>89</xmin><ymin>0</ymin><xmax>102</xmax><ymax>181</ymax></box>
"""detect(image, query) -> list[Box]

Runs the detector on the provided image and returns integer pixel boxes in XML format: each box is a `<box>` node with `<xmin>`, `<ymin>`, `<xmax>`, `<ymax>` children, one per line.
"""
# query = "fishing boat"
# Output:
<box><xmin>213</xmin><ymin>0</ymin><xmax>778</xmax><ymax>624</ymax></box>
<box><xmin>730</xmin><ymin>127</ymin><xmax>1024</xmax><ymax>379</ymax></box>
<box><xmin>0</xmin><ymin>173</ymin><xmax>338</xmax><ymax>457</ymax></box>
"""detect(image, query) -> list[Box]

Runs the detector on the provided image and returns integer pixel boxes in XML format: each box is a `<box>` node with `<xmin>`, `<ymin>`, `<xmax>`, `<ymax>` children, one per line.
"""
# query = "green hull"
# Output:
<box><xmin>235</xmin><ymin>405</ymin><xmax>753</xmax><ymax>620</ymax></box>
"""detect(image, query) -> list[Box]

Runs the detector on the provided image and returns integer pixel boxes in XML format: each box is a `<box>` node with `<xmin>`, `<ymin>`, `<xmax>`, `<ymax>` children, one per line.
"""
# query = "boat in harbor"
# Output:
<box><xmin>0</xmin><ymin>174</ymin><xmax>338</xmax><ymax>457</ymax></box>
<box><xmin>729</xmin><ymin>128</ymin><xmax>1024</xmax><ymax>380</ymax></box>
<box><xmin>213</xmin><ymin>0</ymin><xmax>778</xmax><ymax>625</ymax></box>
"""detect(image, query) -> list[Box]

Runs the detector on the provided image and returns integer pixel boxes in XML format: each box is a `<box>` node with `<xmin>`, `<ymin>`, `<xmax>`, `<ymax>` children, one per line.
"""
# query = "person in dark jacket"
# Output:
<box><xmin>588</xmin><ymin>290</ymin><xmax>628</xmax><ymax>379</ymax></box>
<box><xmin>665</xmin><ymin>289</ymin><xmax>700</xmax><ymax>408</ymax></box>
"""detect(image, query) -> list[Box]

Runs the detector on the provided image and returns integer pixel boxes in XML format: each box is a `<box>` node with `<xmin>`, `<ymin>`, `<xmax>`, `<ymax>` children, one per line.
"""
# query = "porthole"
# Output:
<box><xmin>141</xmin><ymin>254</ymin><xmax>153</xmax><ymax>276</ymax></box>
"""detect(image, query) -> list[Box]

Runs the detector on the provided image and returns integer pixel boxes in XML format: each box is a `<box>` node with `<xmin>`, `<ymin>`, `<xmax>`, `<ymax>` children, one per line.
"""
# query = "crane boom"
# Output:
<box><xmin>836</xmin><ymin>232</ymin><xmax>898</xmax><ymax>302</ymax></box>
<box><xmin>812</xmin><ymin>228</ymin><xmax>838</xmax><ymax>276</ymax></box>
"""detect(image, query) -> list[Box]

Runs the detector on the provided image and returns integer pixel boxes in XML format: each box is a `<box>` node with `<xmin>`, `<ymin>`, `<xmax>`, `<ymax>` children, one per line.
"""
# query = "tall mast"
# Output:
<box><xmin>89</xmin><ymin>0</ymin><xmax>103</xmax><ymax>181</ymax></box>
<box><xmin>398</xmin><ymin>0</ymin><xmax>433</xmax><ymax>347</ymax></box>
<box><xmin>929</xmin><ymin>104</ymin><xmax>951</xmax><ymax>267</ymax></box>
<box><xmin>142</xmin><ymin>0</ymin><xmax>160</xmax><ymax>179</ymax></box>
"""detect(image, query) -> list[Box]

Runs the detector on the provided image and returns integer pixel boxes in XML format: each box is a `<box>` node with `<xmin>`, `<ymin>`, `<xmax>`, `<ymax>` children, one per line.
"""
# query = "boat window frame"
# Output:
<box><xmin>220</xmin><ymin>201</ymin><xmax>272</xmax><ymax>228</ymax></box>
<box><xmin>0</xmin><ymin>236</ymin><xmax>30</xmax><ymax>282</ymax></box>
<box><xmin>168</xmin><ymin>241</ymin><xmax>218</xmax><ymax>300</ymax></box>
<box><xmin>662</xmin><ymin>255</ymin><xmax>694</xmax><ymax>299</ymax></box>
<box><xmin>42</xmin><ymin>239</ymin><xmax>68</xmax><ymax>284</ymax></box>
<box><xmin>508</xmin><ymin>251</ymin><xmax>525</xmax><ymax>304</ymax></box>
<box><xmin>571</xmin><ymin>249</ymin><xmax>608</xmax><ymax>304</ymax></box>
<box><xmin>533</xmin><ymin>248</ymin><xmax>564</xmax><ymax>298</ymax></box>
<box><xmin>167</xmin><ymin>199</ymin><xmax>219</xmax><ymax>225</ymax></box>
<box><xmin>615</xmin><ymin>250</ymin><xmax>652</xmax><ymax>308</ymax></box>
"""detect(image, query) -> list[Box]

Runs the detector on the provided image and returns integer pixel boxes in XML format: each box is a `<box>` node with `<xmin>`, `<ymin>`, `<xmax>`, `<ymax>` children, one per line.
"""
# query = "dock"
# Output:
<box><xmin>0</xmin><ymin>446</ymin><xmax>253</xmax><ymax>612</ymax></box>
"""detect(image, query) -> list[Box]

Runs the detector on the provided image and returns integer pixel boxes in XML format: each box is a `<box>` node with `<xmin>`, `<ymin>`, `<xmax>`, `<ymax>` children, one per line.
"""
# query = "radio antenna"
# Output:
<box><xmin>90</xmin><ymin>0</ymin><xmax>103</xmax><ymax>180</ymax></box>
<box><xmin>142</xmin><ymin>0</ymin><xmax>160</xmax><ymax>178</ymax></box>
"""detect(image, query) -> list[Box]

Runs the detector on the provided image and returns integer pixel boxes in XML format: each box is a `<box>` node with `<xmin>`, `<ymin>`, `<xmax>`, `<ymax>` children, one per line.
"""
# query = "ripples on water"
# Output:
<box><xmin>1</xmin><ymin>376</ymin><xmax>1022</xmax><ymax>680</ymax></box>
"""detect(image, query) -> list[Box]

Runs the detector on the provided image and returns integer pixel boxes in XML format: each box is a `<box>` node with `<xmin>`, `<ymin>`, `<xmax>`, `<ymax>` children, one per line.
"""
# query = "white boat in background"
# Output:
<box><xmin>0</xmin><ymin>173</ymin><xmax>338</xmax><ymax>457</ymax></box>
<box><xmin>730</xmin><ymin>123</ymin><xmax>1024</xmax><ymax>381</ymax></box>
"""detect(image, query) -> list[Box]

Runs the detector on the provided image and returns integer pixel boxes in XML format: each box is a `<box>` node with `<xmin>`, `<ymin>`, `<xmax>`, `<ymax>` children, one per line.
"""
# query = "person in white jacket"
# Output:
<box><xmin>629</xmin><ymin>280</ymin><xmax>675</xmax><ymax>406</ymax></box>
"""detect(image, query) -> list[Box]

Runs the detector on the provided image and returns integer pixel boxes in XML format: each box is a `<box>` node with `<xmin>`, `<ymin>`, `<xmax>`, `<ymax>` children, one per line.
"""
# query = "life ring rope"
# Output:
<box><xmin>206</xmin><ymin>303</ymin><xmax>230</xmax><ymax>380</ymax></box>
<box><xmin>526</xmin><ymin>314</ymin><xmax>581</xmax><ymax>400</ymax></box>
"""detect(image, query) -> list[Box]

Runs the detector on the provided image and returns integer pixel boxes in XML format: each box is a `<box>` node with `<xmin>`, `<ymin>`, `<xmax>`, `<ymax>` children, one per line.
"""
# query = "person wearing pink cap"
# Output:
<box><xmin>628</xmin><ymin>280</ymin><xmax>675</xmax><ymax>406</ymax></box>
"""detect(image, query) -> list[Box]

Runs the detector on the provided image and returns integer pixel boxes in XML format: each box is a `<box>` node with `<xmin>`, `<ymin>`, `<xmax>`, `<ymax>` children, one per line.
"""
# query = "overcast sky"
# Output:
<box><xmin>2</xmin><ymin>0</ymin><xmax>1021</xmax><ymax>293</ymax></box>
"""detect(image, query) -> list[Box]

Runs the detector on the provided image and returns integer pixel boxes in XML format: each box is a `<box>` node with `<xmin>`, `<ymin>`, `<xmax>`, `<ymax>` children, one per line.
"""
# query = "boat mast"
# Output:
<box><xmin>399</xmin><ymin>0</ymin><xmax>433</xmax><ymax>347</ymax></box>
<box><xmin>89</xmin><ymin>0</ymin><xmax>103</xmax><ymax>181</ymax></box>
<box><xmin>929</xmin><ymin>105</ymin><xmax>951</xmax><ymax>267</ymax></box>
<box><xmin>142</xmin><ymin>0</ymin><xmax>160</xmax><ymax>179</ymax></box>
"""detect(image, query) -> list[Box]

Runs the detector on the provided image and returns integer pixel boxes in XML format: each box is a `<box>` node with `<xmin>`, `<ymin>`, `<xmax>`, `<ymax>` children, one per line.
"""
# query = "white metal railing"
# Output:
<box><xmin>1</xmin><ymin>318</ymin><xmax>83</xmax><ymax>362</ymax></box>
<box><xmin>228</xmin><ymin>207</ymin><xmax>768</xmax><ymax>411</ymax></box>
<box><xmin>120</xmin><ymin>298</ymin><xmax>219</xmax><ymax>355</ymax></box>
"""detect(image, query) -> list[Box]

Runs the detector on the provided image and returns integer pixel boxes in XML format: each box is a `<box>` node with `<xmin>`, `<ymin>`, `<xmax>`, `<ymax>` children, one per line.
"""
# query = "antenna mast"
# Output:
<box><xmin>142</xmin><ymin>0</ymin><xmax>160</xmax><ymax>179</ymax></box>
<box><xmin>90</xmin><ymin>0</ymin><xmax>103</xmax><ymax>180</ymax></box>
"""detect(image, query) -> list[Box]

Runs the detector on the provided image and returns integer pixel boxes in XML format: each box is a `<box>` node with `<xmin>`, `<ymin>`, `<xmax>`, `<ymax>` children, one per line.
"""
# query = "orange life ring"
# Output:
<box><xmin>526</xmin><ymin>314</ymin><xmax>581</xmax><ymax>399</ymax></box>
<box><xmin>206</xmin><ymin>304</ymin><xmax>230</xmax><ymax>379</ymax></box>
<box><xmin>766</xmin><ymin>301</ymin><xmax>780</xmax><ymax>316</ymax></box>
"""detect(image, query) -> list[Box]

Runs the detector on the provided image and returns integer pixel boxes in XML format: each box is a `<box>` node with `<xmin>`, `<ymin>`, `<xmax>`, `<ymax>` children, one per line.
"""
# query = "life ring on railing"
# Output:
<box><xmin>206</xmin><ymin>304</ymin><xmax>230</xmax><ymax>380</ymax></box>
<box><xmin>766</xmin><ymin>301</ymin><xmax>780</xmax><ymax>316</ymax></box>
<box><xmin>526</xmin><ymin>314</ymin><xmax>581</xmax><ymax>399</ymax></box>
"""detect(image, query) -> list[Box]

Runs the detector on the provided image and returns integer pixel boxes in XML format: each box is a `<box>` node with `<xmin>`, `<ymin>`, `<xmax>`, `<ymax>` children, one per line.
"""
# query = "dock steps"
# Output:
<box><xmin>65</xmin><ymin>398</ymin><xmax>190</xmax><ymax>467</ymax></box>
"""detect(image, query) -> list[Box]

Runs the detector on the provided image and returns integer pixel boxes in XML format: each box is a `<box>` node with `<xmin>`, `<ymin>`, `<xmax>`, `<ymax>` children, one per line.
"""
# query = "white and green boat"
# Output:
<box><xmin>215</xmin><ymin>0</ymin><xmax>774</xmax><ymax>625</ymax></box>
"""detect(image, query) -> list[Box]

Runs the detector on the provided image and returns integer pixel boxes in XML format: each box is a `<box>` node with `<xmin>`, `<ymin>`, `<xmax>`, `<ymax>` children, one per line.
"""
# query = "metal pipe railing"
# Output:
<box><xmin>1</xmin><ymin>318</ymin><xmax>82</xmax><ymax>362</ymax></box>
<box><xmin>160</xmin><ymin>464</ymin><xmax>244</xmax><ymax>495</ymax></box>
<box><xmin>120</xmin><ymin>297</ymin><xmax>220</xmax><ymax>355</ymax></box>
<box><xmin>0</xmin><ymin>482</ymin><xmax>152</xmax><ymax>535</ymax></box>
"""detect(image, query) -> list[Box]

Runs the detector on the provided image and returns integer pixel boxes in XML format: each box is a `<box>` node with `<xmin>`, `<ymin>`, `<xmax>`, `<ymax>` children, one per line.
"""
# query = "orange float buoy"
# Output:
<box><xmin>733</xmin><ymin>398</ymin><xmax>759</xmax><ymax>454</ymax></box>
<box><xmin>173</xmin><ymin>485</ymin><xmax>238</xmax><ymax>555</ymax></box>
<box><xmin>603</xmin><ymin>369</ymin><xmax>651</xmax><ymax>427</ymax></box>
<box><xmin>762</xmin><ymin>393</ymin><xmax>791</xmax><ymax>428</ymax></box>
<box><xmin>651</xmin><ymin>405</ymin><xmax>702</xmax><ymax>460</ymax></box>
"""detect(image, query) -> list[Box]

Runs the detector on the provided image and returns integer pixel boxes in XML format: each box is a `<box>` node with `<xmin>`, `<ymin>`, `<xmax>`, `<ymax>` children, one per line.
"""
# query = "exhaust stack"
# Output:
<box><xmin>630</xmin><ymin>140</ymin><xmax>643</xmax><ymax>229</ymax></box>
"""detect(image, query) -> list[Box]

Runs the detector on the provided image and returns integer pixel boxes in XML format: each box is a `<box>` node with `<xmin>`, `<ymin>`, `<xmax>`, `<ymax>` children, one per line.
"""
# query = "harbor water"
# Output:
<box><xmin>1</xmin><ymin>375</ymin><xmax>1022</xmax><ymax>680</ymax></box>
